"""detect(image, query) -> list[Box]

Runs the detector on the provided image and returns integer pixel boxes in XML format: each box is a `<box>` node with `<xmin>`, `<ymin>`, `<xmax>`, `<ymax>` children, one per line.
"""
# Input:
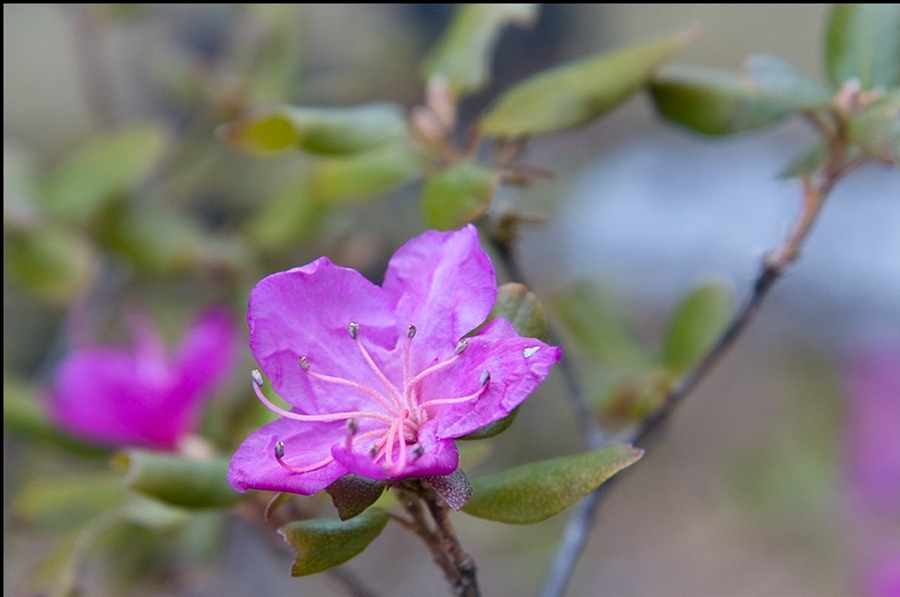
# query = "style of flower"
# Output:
<box><xmin>47</xmin><ymin>306</ymin><xmax>238</xmax><ymax>451</ymax></box>
<box><xmin>228</xmin><ymin>226</ymin><xmax>561</xmax><ymax>496</ymax></box>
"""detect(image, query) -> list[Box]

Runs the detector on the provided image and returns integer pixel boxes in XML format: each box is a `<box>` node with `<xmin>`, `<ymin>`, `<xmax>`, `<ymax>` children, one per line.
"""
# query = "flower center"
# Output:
<box><xmin>252</xmin><ymin>321</ymin><xmax>490</xmax><ymax>477</ymax></box>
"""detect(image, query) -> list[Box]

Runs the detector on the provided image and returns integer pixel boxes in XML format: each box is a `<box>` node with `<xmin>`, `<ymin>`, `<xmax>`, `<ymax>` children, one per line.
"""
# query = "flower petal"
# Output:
<box><xmin>428</xmin><ymin>318</ymin><xmax>561</xmax><ymax>439</ymax></box>
<box><xmin>228</xmin><ymin>418</ymin><xmax>348</xmax><ymax>495</ymax></box>
<box><xmin>382</xmin><ymin>226</ymin><xmax>496</xmax><ymax>356</ymax></box>
<box><xmin>249</xmin><ymin>258</ymin><xmax>398</xmax><ymax>414</ymax></box>
<box><xmin>330</xmin><ymin>421</ymin><xmax>459</xmax><ymax>480</ymax></box>
<box><xmin>49</xmin><ymin>349</ymin><xmax>183</xmax><ymax>450</ymax></box>
<box><xmin>174</xmin><ymin>306</ymin><xmax>238</xmax><ymax>406</ymax></box>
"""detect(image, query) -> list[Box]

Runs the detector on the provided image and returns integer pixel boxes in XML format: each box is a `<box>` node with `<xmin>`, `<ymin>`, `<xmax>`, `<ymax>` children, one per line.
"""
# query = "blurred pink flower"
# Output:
<box><xmin>228</xmin><ymin>226</ymin><xmax>560</xmax><ymax>496</ymax></box>
<box><xmin>48</xmin><ymin>306</ymin><xmax>238</xmax><ymax>451</ymax></box>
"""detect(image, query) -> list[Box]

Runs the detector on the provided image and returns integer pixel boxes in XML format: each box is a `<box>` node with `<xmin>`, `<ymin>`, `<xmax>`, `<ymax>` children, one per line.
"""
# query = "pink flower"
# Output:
<box><xmin>48</xmin><ymin>306</ymin><xmax>238</xmax><ymax>451</ymax></box>
<box><xmin>228</xmin><ymin>226</ymin><xmax>560</xmax><ymax>495</ymax></box>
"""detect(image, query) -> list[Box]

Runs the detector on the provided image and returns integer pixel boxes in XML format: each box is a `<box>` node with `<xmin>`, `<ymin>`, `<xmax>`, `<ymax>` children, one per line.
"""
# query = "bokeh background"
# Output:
<box><xmin>5</xmin><ymin>5</ymin><xmax>898</xmax><ymax>597</ymax></box>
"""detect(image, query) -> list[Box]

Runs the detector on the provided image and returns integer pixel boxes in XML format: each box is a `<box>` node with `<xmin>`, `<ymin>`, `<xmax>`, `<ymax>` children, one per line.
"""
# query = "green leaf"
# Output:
<box><xmin>488</xmin><ymin>282</ymin><xmax>549</xmax><ymax>340</ymax></box>
<box><xmin>4</xmin><ymin>226</ymin><xmax>96</xmax><ymax>305</ymax></box>
<box><xmin>661</xmin><ymin>281</ymin><xmax>733</xmax><ymax>373</ymax></box>
<box><xmin>279</xmin><ymin>508</ymin><xmax>389</xmax><ymax>576</ymax></box>
<box><xmin>115</xmin><ymin>451</ymin><xmax>243</xmax><ymax>509</ymax></box>
<box><xmin>848</xmin><ymin>90</ymin><xmax>900</xmax><ymax>163</ymax></box>
<box><xmin>779</xmin><ymin>138</ymin><xmax>829</xmax><ymax>179</ymax></box>
<box><xmin>308</xmin><ymin>144</ymin><xmax>420</xmax><ymax>204</ymax></box>
<box><xmin>462</xmin><ymin>445</ymin><xmax>643</xmax><ymax>524</ymax></box>
<box><xmin>422</xmin><ymin>4</ymin><xmax>538</xmax><ymax>95</ymax></box>
<box><xmin>551</xmin><ymin>283</ymin><xmax>650</xmax><ymax>368</ymax></box>
<box><xmin>597</xmin><ymin>368</ymin><xmax>676</xmax><ymax>428</ymax></box>
<box><xmin>14</xmin><ymin>473</ymin><xmax>130</xmax><ymax>531</ymax></box>
<box><xmin>325</xmin><ymin>475</ymin><xmax>386</xmax><ymax>521</ymax></box>
<box><xmin>458</xmin><ymin>405</ymin><xmax>520</xmax><ymax>440</ymax></box>
<box><xmin>246</xmin><ymin>172</ymin><xmax>323</xmax><ymax>252</ymax></box>
<box><xmin>745</xmin><ymin>54</ymin><xmax>833</xmax><ymax>110</ymax></box>
<box><xmin>650</xmin><ymin>64</ymin><xmax>791</xmax><ymax>135</ymax></box>
<box><xmin>40</xmin><ymin>124</ymin><xmax>168</xmax><ymax>223</ymax></box>
<box><xmin>825</xmin><ymin>4</ymin><xmax>900</xmax><ymax>89</ymax></box>
<box><xmin>3</xmin><ymin>378</ymin><xmax>110</xmax><ymax>457</ymax></box>
<box><xmin>100</xmin><ymin>203</ymin><xmax>203</xmax><ymax>274</ymax></box>
<box><xmin>420</xmin><ymin>162</ymin><xmax>498</xmax><ymax>230</ymax></box>
<box><xmin>477</xmin><ymin>31</ymin><xmax>691</xmax><ymax>138</ymax></box>
<box><xmin>218</xmin><ymin>103</ymin><xmax>409</xmax><ymax>156</ymax></box>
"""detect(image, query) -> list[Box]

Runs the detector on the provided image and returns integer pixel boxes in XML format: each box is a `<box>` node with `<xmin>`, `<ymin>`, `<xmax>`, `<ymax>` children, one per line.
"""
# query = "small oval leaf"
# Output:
<box><xmin>779</xmin><ymin>138</ymin><xmax>829</xmax><ymax>179</ymax></box>
<box><xmin>489</xmin><ymin>282</ymin><xmax>549</xmax><ymax>340</ymax></box>
<box><xmin>420</xmin><ymin>162</ymin><xmax>498</xmax><ymax>230</ymax></box>
<box><xmin>4</xmin><ymin>226</ymin><xmax>96</xmax><ymax>305</ymax></box>
<box><xmin>40</xmin><ymin>124</ymin><xmax>168</xmax><ymax>223</ymax></box>
<box><xmin>461</xmin><ymin>444</ymin><xmax>643</xmax><ymax>524</ymax></box>
<box><xmin>422</xmin><ymin>4</ymin><xmax>538</xmax><ymax>95</ymax></box>
<box><xmin>825</xmin><ymin>4</ymin><xmax>900</xmax><ymax>90</ymax></box>
<box><xmin>650</xmin><ymin>64</ymin><xmax>791</xmax><ymax>135</ymax></box>
<box><xmin>279</xmin><ymin>508</ymin><xmax>389</xmax><ymax>576</ymax></box>
<box><xmin>661</xmin><ymin>281</ymin><xmax>733</xmax><ymax>373</ymax></box>
<box><xmin>219</xmin><ymin>103</ymin><xmax>409</xmax><ymax>156</ymax></box>
<box><xmin>477</xmin><ymin>31</ymin><xmax>691</xmax><ymax>138</ymax></box>
<box><xmin>116</xmin><ymin>450</ymin><xmax>243</xmax><ymax>509</ymax></box>
<box><xmin>848</xmin><ymin>90</ymin><xmax>900</xmax><ymax>164</ymax></box>
<box><xmin>745</xmin><ymin>54</ymin><xmax>833</xmax><ymax>110</ymax></box>
<box><xmin>458</xmin><ymin>405</ymin><xmax>520</xmax><ymax>441</ymax></box>
<box><xmin>309</xmin><ymin>144</ymin><xmax>420</xmax><ymax>204</ymax></box>
<box><xmin>325</xmin><ymin>475</ymin><xmax>386</xmax><ymax>521</ymax></box>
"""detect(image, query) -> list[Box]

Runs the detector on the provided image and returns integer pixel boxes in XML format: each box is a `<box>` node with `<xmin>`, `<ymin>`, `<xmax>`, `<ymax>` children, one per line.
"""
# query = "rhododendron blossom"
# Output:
<box><xmin>48</xmin><ymin>307</ymin><xmax>237</xmax><ymax>451</ymax></box>
<box><xmin>228</xmin><ymin>226</ymin><xmax>560</xmax><ymax>495</ymax></box>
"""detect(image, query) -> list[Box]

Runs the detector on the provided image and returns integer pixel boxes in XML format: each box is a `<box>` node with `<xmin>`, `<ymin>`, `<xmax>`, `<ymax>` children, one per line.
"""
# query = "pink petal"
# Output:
<box><xmin>228</xmin><ymin>418</ymin><xmax>349</xmax><ymax>495</ymax></box>
<box><xmin>249</xmin><ymin>258</ymin><xmax>400</xmax><ymax>415</ymax></box>
<box><xmin>174</xmin><ymin>306</ymin><xmax>238</xmax><ymax>405</ymax></box>
<box><xmin>382</xmin><ymin>226</ymin><xmax>497</xmax><ymax>362</ymax></box>
<box><xmin>428</xmin><ymin>318</ymin><xmax>561</xmax><ymax>439</ymax></box>
<box><xmin>330</xmin><ymin>421</ymin><xmax>459</xmax><ymax>480</ymax></box>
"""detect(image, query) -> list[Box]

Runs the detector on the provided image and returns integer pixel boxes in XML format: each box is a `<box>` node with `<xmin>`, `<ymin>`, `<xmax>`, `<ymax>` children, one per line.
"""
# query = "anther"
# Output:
<box><xmin>454</xmin><ymin>339</ymin><xmax>468</xmax><ymax>355</ymax></box>
<box><xmin>346</xmin><ymin>418</ymin><xmax>359</xmax><ymax>435</ymax></box>
<box><xmin>479</xmin><ymin>370</ymin><xmax>491</xmax><ymax>386</ymax></box>
<box><xmin>274</xmin><ymin>441</ymin><xmax>285</xmax><ymax>459</ymax></box>
<box><xmin>251</xmin><ymin>369</ymin><xmax>264</xmax><ymax>387</ymax></box>
<box><xmin>407</xmin><ymin>324</ymin><xmax>417</xmax><ymax>339</ymax></box>
<box><xmin>410</xmin><ymin>445</ymin><xmax>425</xmax><ymax>461</ymax></box>
<box><xmin>368</xmin><ymin>444</ymin><xmax>379</xmax><ymax>459</ymax></box>
<box><xmin>348</xmin><ymin>322</ymin><xmax>360</xmax><ymax>340</ymax></box>
<box><xmin>298</xmin><ymin>356</ymin><xmax>310</xmax><ymax>371</ymax></box>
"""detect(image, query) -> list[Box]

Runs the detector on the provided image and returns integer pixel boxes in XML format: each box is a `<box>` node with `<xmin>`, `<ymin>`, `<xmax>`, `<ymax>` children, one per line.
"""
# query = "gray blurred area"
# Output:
<box><xmin>5</xmin><ymin>5</ymin><xmax>898</xmax><ymax>597</ymax></box>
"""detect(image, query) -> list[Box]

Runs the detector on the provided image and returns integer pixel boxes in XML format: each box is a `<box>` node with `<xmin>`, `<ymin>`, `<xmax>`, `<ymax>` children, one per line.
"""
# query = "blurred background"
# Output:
<box><xmin>5</xmin><ymin>4</ymin><xmax>898</xmax><ymax>597</ymax></box>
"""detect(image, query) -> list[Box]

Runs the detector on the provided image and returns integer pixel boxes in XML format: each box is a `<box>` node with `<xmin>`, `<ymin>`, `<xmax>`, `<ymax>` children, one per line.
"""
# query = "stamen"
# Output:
<box><xmin>274</xmin><ymin>440</ymin><xmax>335</xmax><ymax>474</ymax></box>
<box><xmin>251</xmin><ymin>369</ymin><xmax>264</xmax><ymax>386</ymax></box>
<box><xmin>348</xmin><ymin>321</ymin><xmax>360</xmax><ymax>340</ymax></box>
<box><xmin>419</xmin><ymin>372</ymin><xmax>490</xmax><ymax>409</ymax></box>
<box><xmin>345</xmin><ymin>418</ymin><xmax>358</xmax><ymax>451</ymax></box>
<box><xmin>298</xmin><ymin>356</ymin><xmax>310</xmax><ymax>371</ymax></box>
<box><xmin>410</xmin><ymin>445</ymin><xmax>425</xmax><ymax>461</ymax></box>
<box><xmin>252</xmin><ymin>378</ymin><xmax>393</xmax><ymax>425</ymax></box>
<box><xmin>304</xmin><ymin>366</ymin><xmax>402</xmax><ymax>415</ymax></box>
<box><xmin>348</xmin><ymin>322</ymin><xmax>405</xmax><ymax>408</ymax></box>
<box><xmin>479</xmin><ymin>370</ymin><xmax>491</xmax><ymax>386</ymax></box>
<box><xmin>407</xmin><ymin>325</ymin><xmax>417</xmax><ymax>339</ymax></box>
<box><xmin>455</xmin><ymin>339</ymin><xmax>468</xmax><ymax>355</ymax></box>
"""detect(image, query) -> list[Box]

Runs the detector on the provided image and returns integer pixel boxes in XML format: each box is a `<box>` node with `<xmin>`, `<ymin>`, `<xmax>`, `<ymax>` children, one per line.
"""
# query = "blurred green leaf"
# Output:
<box><xmin>458</xmin><ymin>406</ymin><xmax>520</xmax><ymax>440</ymax></box>
<box><xmin>309</xmin><ymin>144</ymin><xmax>420</xmax><ymax>204</ymax></box>
<box><xmin>325</xmin><ymin>475</ymin><xmax>386</xmax><ymax>521</ymax></box>
<box><xmin>219</xmin><ymin>103</ymin><xmax>408</xmax><ymax>156</ymax></box>
<box><xmin>462</xmin><ymin>444</ymin><xmax>643</xmax><ymax>524</ymax></box>
<box><xmin>490</xmin><ymin>282</ymin><xmax>548</xmax><ymax>340</ymax></box>
<box><xmin>825</xmin><ymin>4</ymin><xmax>900</xmax><ymax>89</ymax></box>
<box><xmin>4</xmin><ymin>226</ymin><xmax>96</xmax><ymax>305</ymax></box>
<box><xmin>551</xmin><ymin>283</ymin><xmax>650</xmax><ymax>368</ymax></box>
<box><xmin>279</xmin><ymin>508</ymin><xmax>389</xmax><ymax>576</ymax></box>
<box><xmin>3</xmin><ymin>378</ymin><xmax>110</xmax><ymax>457</ymax></box>
<box><xmin>779</xmin><ymin>138</ymin><xmax>829</xmax><ymax>179</ymax></box>
<box><xmin>246</xmin><ymin>172</ymin><xmax>323</xmax><ymax>252</ymax></box>
<box><xmin>422</xmin><ymin>4</ymin><xmax>538</xmax><ymax>95</ymax></box>
<box><xmin>661</xmin><ymin>281</ymin><xmax>733</xmax><ymax>373</ymax></box>
<box><xmin>745</xmin><ymin>54</ymin><xmax>833</xmax><ymax>110</ymax></box>
<box><xmin>14</xmin><ymin>473</ymin><xmax>130</xmax><ymax>531</ymax></box>
<box><xmin>650</xmin><ymin>64</ymin><xmax>791</xmax><ymax>135</ymax></box>
<box><xmin>477</xmin><ymin>31</ymin><xmax>691</xmax><ymax>138</ymax></box>
<box><xmin>848</xmin><ymin>90</ymin><xmax>900</xmax><ymax>163</ymax></box>
<box><xmin>420</xmin><ymin>162</ymin><xmax>498</xmax><ymax>230</ymax></box>
<box><xmin>41</xmin><ymin>124</ymin><xmax>168</xmax><ymax>224</ymax></box>
<box><xmin>101</xmin><ymin>203</ymin><xmax>203</xmax><ymax>274</ymax></box>
<box><xmin>115</xmin><ymin>451</ymin><xmax>243</xmax><ymax>509</ymax></box>
<box><xmin>597</xmin><ymin>368</ymin><xmax>676</xmax><ymax>428</ymax></box>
